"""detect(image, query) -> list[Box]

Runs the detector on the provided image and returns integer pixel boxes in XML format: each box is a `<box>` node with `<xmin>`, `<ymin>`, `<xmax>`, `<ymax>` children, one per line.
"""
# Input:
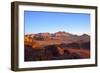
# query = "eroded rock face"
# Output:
<box><xmin>57</xmin><ymin>47</ymin><xmax>64</xmax><ymax>55</ymax></box>
<box><xmin>24</xmin><ymin>45</ymin><xmax>46</xmax><ymax>61</ymax></box>
<box><xmin>44</xmin><ymin>45</ymin><xmax>61</xmax><ymax>57</ymax></box>
<box><xmin>24</xmin><ymin>43</ymin><xmax>90</xmax><ymax>61</ymax></box>
<box><xmin>32</xmin><ymin>42</ymin><xmax>41</xmax><ymax>49</ymax></box>
<box><xmin>39</xmin><ymin>33</ymin><xmax>50</xmax><ymax>38</ymax></box>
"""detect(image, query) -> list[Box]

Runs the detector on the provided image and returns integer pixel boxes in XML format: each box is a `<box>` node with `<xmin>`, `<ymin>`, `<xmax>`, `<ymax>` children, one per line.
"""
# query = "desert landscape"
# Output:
<box><xmin>24</xmin><ymin>31</ymin><xmax>90</xmax><ymax>61</ymax></box>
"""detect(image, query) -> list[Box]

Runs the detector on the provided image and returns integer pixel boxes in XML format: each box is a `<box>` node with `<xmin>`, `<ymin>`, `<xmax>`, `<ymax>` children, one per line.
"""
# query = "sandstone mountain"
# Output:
<box><xmin>24</xmin><ymin>31</ymin><xmax>90</xmax><ymax>61</ymax></box>
<box><xmin>25</xmin><ymin>31</ymin><xmax>90</xmax><ymax>46</ymax></box>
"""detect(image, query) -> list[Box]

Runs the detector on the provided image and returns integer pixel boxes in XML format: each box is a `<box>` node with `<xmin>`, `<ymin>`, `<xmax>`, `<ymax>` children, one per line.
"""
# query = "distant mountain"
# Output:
<box><xmin>25</xmin><ymin>31</ymin><xmax>90</xmax><ymax>45</ymax></box>
<box><xmin>55</xmin><ymin>31</ymin><xmax>71</xmax><ymax>37</ymax></box>
<box><xmin>78</xmin><ymin>34</ymin><xmax>90</xmax><ymax>43</ymax></box>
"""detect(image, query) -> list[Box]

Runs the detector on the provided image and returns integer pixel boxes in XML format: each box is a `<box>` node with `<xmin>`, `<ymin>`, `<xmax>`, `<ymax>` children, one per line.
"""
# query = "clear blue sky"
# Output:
<box><xmin>24</xmin><ymin>11</ymin><xmax>90</xmax><ymax>35</ymax></box>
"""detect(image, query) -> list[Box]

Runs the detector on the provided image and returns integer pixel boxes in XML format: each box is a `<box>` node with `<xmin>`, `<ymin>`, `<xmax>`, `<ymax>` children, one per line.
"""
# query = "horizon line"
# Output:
<box><xmin>25</xmin><ymin>31</ymin><xmax>90</xmax><ymax>36</ymax></box>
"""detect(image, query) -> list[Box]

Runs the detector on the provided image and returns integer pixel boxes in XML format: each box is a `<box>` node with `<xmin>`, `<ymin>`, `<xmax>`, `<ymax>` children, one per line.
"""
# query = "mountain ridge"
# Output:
<box><xmin>25</xmin><ymin>31</ymin><xmax>90</xmax><ymax>45</ymax></box>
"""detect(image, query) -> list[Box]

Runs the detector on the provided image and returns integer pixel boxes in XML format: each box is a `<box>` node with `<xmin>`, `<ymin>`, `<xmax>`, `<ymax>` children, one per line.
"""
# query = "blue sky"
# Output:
<box><xmin>24</xmin><ymin>11</ymin><xmax>90</xmax><ymax>35</ymax></box>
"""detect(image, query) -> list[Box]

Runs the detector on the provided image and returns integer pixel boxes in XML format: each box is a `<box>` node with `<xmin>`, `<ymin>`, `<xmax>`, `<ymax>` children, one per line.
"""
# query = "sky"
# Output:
<box><xmin>24</xmin><ymin>11</ymin><xmax>90</xmax><ymax>35</ymax></box>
